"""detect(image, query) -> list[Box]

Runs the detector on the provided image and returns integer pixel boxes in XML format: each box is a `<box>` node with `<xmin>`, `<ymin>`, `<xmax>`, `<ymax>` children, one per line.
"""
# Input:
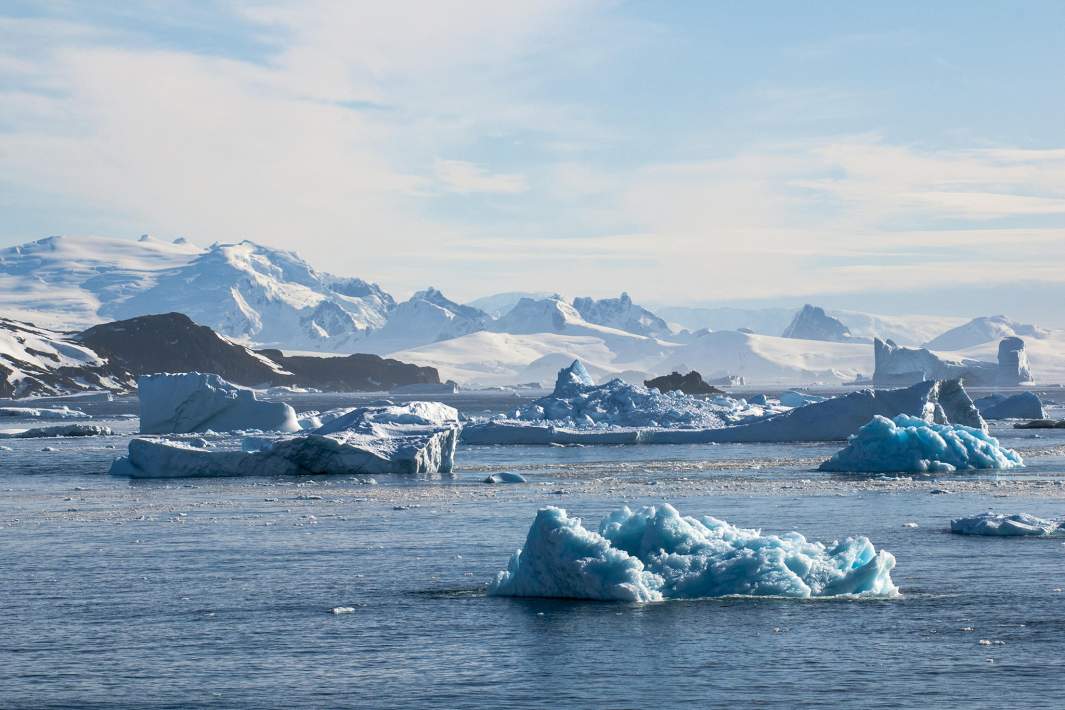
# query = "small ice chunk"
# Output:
<box><xmin>484</xmin><ymin>472</ymin><xmax>528</xmax><ymax>484</ymax></box>
<box><xmin>950</xmin><ymin>512</ymin><xmax>1061</xmax><ymax>537</ymax></box>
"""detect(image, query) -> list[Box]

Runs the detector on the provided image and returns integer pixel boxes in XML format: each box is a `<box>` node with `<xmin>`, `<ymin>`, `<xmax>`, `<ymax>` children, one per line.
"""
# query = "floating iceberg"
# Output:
<box><xmin>819</xmin><ymin>415</ymin><xmax>1023</xmax><ymax>473</ymax></box>
<box><xmin>778</xmin><ymin>391</ymin><xmax>826</xmax><ymax>408</ymax></box>
<box><xmin>0</xmin><ymin>424</ymin><xmax>112</xmax><ymax>439</ymax></box>
<box><xmin>110</xmin><ymin>402</ymin><xmax>460</xmax><ymax>478</ymax></box>
<box><xmin>138</xmin><ymin>372</ymin><xmax>300</xmax><ymax>434</ymax></box>
<box><xmin>488</xmin><ymin>504</ymin><xmax>898</xmax><ymax>601</ymax></box>
<box><xmin>706</xmin><ymin>379</ymin><xmax>984</xmax><ymax>443</ymax></box>
<box><xmin>0</xmin><ymin>406</ymin><xmax>91</xmax><ymax>419</ymax></box>
<box><xmin>463</xmin><ymin>360</ymin><xmax>780</xmax><ymax>444</ymax></box>
<box><xmin>974</xmin><ymin>392</ymin><xmax>1045</xmax><ymax>420</ymax></box>
<box><xmin>950</xmin><ymin>512</ymin><xmax>1061</xmax><ymax>537</ymax></box>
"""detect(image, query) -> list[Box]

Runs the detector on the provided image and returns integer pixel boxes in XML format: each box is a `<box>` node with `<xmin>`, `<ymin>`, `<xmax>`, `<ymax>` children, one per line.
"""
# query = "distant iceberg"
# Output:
<box><xmin>951</xmin><ymin>512</ymin><xmax>1061</xmax><ymax>537</ymax></box>
<box><xmin>974</xmin><ymin>392</ymin><xmax>1045</xmax><ymax>420</ymax></box>
<box><xmin>819</xmin><ymin>415</ymin><xmax>1023</xmax><ymax>474</ymax></box>
<box><xmin>0</xmin><ymin>424</ymin><xmax>112</xmax><ymax>439</ymax></box>
<box><xmin>0</xmin><ymin>406</ymin><xmax>91</xmax><ymax>420</ymax></box>
<box><xmin>138</xmin><ymin>372</ymin><xmax>300</xmax><ymax>434</ymax></box>
<box><xmin>488</xmin><ymin>504</ymin><xmax>898</xmax><ymax>601</ymax></box>
<box><xmin>111</xmin><ymin>402</ymin><xmax>460</xmax><ymax>478</ymax></box>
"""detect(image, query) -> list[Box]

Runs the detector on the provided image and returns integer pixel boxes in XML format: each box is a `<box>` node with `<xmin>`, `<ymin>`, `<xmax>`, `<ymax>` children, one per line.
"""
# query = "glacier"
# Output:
<box><xmin>110</xmin><ymin>402</ymin><xmax>461</xmax><ymax>478</ymax></box>
<box><xmin>488</xmin><ymin>504</ymin><xmax>898</xmax><ymax>601</ymax></box>
<box><xmin>950</xmin><ymin>512</ymin><xmax>1062</xmax><ymax>537</ymax></box>
<box><xmin>819</xmin><ymin>415</ymin><xmax>1024</xmax><ymax>473</ymax></box>
<box><xmin>138</xmin><ymin>372</ymin><xmax>300</xmax><ymax>435</ymax></box>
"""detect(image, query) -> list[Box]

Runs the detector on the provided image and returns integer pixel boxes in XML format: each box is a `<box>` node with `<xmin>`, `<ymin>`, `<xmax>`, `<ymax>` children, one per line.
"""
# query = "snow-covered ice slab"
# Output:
<box><xmin>819</xmin><ymin>415</ymin><xmax>1023</xmax><ymax>474</ymax></box>
<box><xmin>0</xmin><ymin>424</ymin><xmax>112</xmax><ymax>439</ymax></box>
<box><xmin>138</xmin><ymin>372</ymin><xmax>300</xmax><ymax>434</ymax></box>
<box><xmin>0</xmin><ymin>406</ymin><xmax>91</xmax><ymax>419</ymax></box>
<box><xmin>488</xmin><ymin>504</ymin><xmax>898</xmax><ymax>602</ymax></box>
<box><xmin>950</xmin><ymin>513</ymin><xmax>1061</xmax><ymax>537</ymax></box>
<box><xmin>111</xmin><ymin>402</ymin><xmax>461</xmax><ymax>478</ymax></box>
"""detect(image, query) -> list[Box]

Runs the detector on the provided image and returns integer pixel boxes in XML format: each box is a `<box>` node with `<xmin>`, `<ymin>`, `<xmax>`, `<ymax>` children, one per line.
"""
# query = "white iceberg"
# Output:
<box><xmin>819</xmin><ymin>415</ymin><xmax>1023</xmax><ymax>473</ymax></box>
<box><xmin>778</xmin><ymin>391</ymin><xmax>826</xmax><ymax>408</ymax></box>
<box><xmin>138</xmin><ymin>372</ymin><xmax>300</xmax><ymax>434</ymax></box>
<box><xmin>0</xmin><ymin>424</ymin><xmax>112</xmax><ymax>439</ymax></box>
<box><xmin>488</xmin><ymin>504</ymin><xmax>898</xmax><ymax>601</ymax></box>
<box><xmin>110</xmin><ymin>402</ymin><xmax>460</xmax><ymax>478</ymax></box>
<box><xmin>0</xmin><ymin>406</ymin><xmax>91</xmax><ymax>419</ymax></box>
<box><xmin>950</xmin><ymin>512</ymin><xmax>1061</xmax><ymax>537</ymax></box>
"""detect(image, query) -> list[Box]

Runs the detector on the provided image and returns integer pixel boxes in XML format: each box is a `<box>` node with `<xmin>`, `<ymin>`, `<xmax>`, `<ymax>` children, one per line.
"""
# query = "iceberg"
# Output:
<box><xmin>819</xmin><ymin>415</ymin><xmax>1024</xmax><ymax>473</ymax></box>
<box><xmin>975</xmin><ymin>392</ymin><xmax>1045</xmax><ymax>420</ymax></box>
<box><xmin>706</xmin><ymin>379</ymin><xmax>985</xmax><ymax>443</ymax></box>
<box><xmin>778</xmin><ymin>391</ymin><xmax>827</xmax><ymax>408</ymax></box>
<box><xmin>0</xmin><ymin>424</ymin><xmax>113</xmax><ymax>439</ymax></box>
<box><xmin>138</xmin><ymin>372</ymin><xmax>300</xmax><ymax>434</ymax></box>
<box><xmin>0</xmin><ymin>406</ymin><xmax>91</xmax><ymax>419</ymax></box>
<box><xmin>950</xmin><ymin>512</ymin><xmax>1062</xmax><ymax>537</ymax></box>
<box><xmin>873</xmin><ymin>337</ymin><xmax>1033</xmax><ymax>387</ymax></box>
<box><xmin>488</xmin><ymin>504</ymin><xmax>898</xmax><ymax>601</ymax></box>
<box><xmin>110</xmin><ymin>402</ymin><xmax>460</xmax><ymax>478</ymax></box>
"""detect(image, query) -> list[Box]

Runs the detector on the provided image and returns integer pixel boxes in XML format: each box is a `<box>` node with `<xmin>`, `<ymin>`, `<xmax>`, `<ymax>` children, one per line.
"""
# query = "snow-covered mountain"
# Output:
<box><xmin>827</xmin><ymin>310</ymin><xmax>964</xmax><ymax>347</ymax></box>
<box><xmin>465</xmin><ymin>291</ymin><xmax>557</xmax><ymax>318</ymax></box>
<box><xmin>781</xmin><ymin>305</ymin><xmax>856</xmax><ymax>342</ymax></box>
<box><xmin>359</xmin><ymin>288</ymin><xmax>491</xmax><ymax>354</ymax></box>
<box><xmin>0</xmin><ymin>236</ymin><xmax>395</xmax><ymax>352</ymax></box>
<box><xmin>571</xmin><ymin>292</ymin><xmax>673</xmax><ymax>338</ymax></box>
<box><xmin>0</xmin><ymin>317</ymin><xmax>131</xmax><ymax>398</ymax></box>
<box><xmin>925</xmin><ymin>315</ymin><xmax>1050</xmax><ymax>351</ymax></box>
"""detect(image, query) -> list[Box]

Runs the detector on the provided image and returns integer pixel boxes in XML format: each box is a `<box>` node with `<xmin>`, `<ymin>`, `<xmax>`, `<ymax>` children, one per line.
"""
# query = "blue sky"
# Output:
<box><xmin>2</xmin><ymin>1</ymin><xmax>1064</xmax><ymax>318</ymax></box>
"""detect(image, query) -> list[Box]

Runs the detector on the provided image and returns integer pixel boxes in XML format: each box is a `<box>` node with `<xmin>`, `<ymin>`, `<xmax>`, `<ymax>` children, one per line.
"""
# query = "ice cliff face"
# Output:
<box><xmin>781</xmin><ymin>305</ymin><xmax>854</xmax><ymax>342</ymax></box>
<box><xmin>873</xmin><ymin>337</ymin><xmax>1032</xmax><ymax>386</ymax></box>
<box><xmin>571</xmin><ymin>293</ymin><xmax>672</xmax><ymax>338</ymax></box>
<box><xmin>488</xmin><ymin>504</ymin><xmax>899</xmax><ymax>601</ymax></box>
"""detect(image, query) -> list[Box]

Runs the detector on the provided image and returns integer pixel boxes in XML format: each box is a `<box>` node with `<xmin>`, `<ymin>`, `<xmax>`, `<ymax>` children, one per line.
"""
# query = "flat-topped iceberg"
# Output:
<box><xmin>488</xmin><ymin>504</ymin><xmax>898</xmax><ymax>601</ymax></box>
<box><xmin>110</xmin><ymin>402</ymin><xmax>460</xmax><ymax>478</ymax></box>
<box><xmin>0</xmin><ymin>406</ymin><xmax>91</xmax><ymax>419</ymax></box>
<box><xmin>819</xmin><ymin>415</ymin><xmax>1023</xmax><ymax>473</ymax></box>
<box><xmin>950</xmin><ymin>512</ymin><xmax>1061</xmax><ymax>537</ymax></box>
<box><xmin>0</xmin><ymin>424</ymin><xmax>112</xmax><ymax>439</ymax></box>
<box><xmin>138</xmin><ymin>372</ymin><xmax>300</xmax><ymax>434</ymax></box>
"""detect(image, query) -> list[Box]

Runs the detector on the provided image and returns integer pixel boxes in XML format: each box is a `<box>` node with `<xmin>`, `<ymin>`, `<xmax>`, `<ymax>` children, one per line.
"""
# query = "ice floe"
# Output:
<box><xmin>0</xmin><ymin>406</ymin><xmax>91</xmax><ymax>419</ymax></box>
<box><xmin>110</xmin><ymin>402</ymin><xmax>460</xmax><ymax>478</ymax></box>
<box><xmin>950</xmin><ymin>512</ymin><xmax>1061</xmax><ymax>536</ymax></box>
<box><xmin>819</xmin><ymin>415</ymin><xmax>1024</xmax><ymax>474</ymax></box>
<box><xmin>488</xmin><ymin>504</ymin><xmax>898</xmax><ymax>601</ymax></box>
<box><xmin>138</xmin><ymin>372</ymin><xmax>300</xmax><ymax>434</ymax></box>
<box><xmin>0</xmin><ymin>424</ymin><xmax>112</xmax><ymax>439</ymax></box>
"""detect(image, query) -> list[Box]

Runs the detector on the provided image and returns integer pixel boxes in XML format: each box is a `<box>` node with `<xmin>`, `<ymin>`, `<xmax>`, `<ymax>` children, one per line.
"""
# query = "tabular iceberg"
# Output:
<box><xmin>110</xmin><ymin>402</ymin><xmax>461</xmax><ymax>478</ymax></box>
<box><xmin>138</xmin><ymin>372</ymin><xmax>300</xmax><ymax>434</ymax></box>
<box><xmin>488</xmin><ymin>504</ymin><xmax>898</xmax><ymax>601</ymax></box>
<box><xmin>818</xmin><ymin>415</ymin><xmax>1024</xmax><ymax>474</ymax></box>
<box><xmin>950</xmin><ymin>513</ymin><xmax>1061</xmax><ymax>537</ymax></box>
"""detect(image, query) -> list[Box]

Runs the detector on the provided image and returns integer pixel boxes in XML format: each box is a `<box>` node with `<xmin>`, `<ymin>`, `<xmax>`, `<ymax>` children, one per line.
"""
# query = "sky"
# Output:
<box><xmin>2</xmin><ymin>1</ymin><xmax>1064</xmax><ymax>320</ymax></box>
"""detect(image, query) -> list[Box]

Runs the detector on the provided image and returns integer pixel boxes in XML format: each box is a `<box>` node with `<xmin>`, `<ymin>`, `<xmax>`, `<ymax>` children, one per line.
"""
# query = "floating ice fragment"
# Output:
<box><xmin>819</xmin><ymin>415</ymin><xmax>1023</xmax><ymax>474</ymax></box>
<box><xmin>484</xmin><ymin>472</ymin><xmax>527</xmax><ymax>484</ymax></box>
<box><xmin>950</xmin><ymin>512</ymin><xmax>1061</xmax><ymax>537</ymax></box>
<box><xmin>488</xmin><ymin>504</ymin><xmax>898</xmax><ymax>601</ymax></box>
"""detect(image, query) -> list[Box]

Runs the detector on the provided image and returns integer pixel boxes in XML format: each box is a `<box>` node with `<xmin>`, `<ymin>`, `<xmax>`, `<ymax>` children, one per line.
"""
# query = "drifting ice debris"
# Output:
<box><xmin>778</xmin><ymin>391</ymin><xmax>827</xmax><ymax>408</ymax></box>
<box><xmin>110</xmin><ymin>402</ymin><xmax>461</xmax><ymax>478</ymax></box>
<box><xmin>488</xmin><ymin>504</ymin><xmax>898</xmax><ymax>601</ymax></box>
<box><xmin>974</xmin><ymin>392</ymin><xmax>1045</xmax><ymax>420</ymax></box>
<box><xmin>138</xmin><ymin>372</ymin><xmax>300</xmax><ymax>434</ymax></box>
<box><xmin>950</xmin><ymin>512</ymin><xmax>1061</xmax><ymax>537</ymax></box>
<box><xmin>0</xmin><ymin>424</ymin><xmax>113</xmax><ymax>439</ymax></box>
<box><xmin>705</xmin><ymin>379</ymin><xmax>985</xmax><ymax>443</ymax></box>
<box><xmin>818</xmin><ymin>415</ymin><xmax>1023</xmax><ymax>473</ymax></box>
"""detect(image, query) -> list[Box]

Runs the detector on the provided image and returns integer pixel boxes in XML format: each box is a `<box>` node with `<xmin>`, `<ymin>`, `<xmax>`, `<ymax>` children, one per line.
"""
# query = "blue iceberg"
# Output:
<box><xmin>488</xmin><ymin>504</ymin><xmax>898</xmax><ymax>602</ymax></box>
<box><xmin>951</xmin><ymin>512</ymin><xmax>1062</xmax><ymax>537</ymax></box>
<box><xmin>819</xmin><ymin>414</ymin><xmax>1024</xmax><ymax>474</ymax></box>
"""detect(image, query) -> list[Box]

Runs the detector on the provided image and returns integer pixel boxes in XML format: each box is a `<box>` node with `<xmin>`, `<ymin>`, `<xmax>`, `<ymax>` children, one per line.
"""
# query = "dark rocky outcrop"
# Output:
<box><xmin>256</xmin><ymin>350</ymin><xmax>439</xmax><ymax>392</ymax></box>
<box><xmin>644</xmin><ymin>371</ymin><xmax>724</xmax><ymax>395</ymax></box>
<box><xmin>76</xmin><ymin>312</ymin><xmax>440</xmax><ymax>393</ymax></box>
<box><xmin>78</xmin><ymin>313</ymin><xmax>287</xmax><ymax>386</ymax></box>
